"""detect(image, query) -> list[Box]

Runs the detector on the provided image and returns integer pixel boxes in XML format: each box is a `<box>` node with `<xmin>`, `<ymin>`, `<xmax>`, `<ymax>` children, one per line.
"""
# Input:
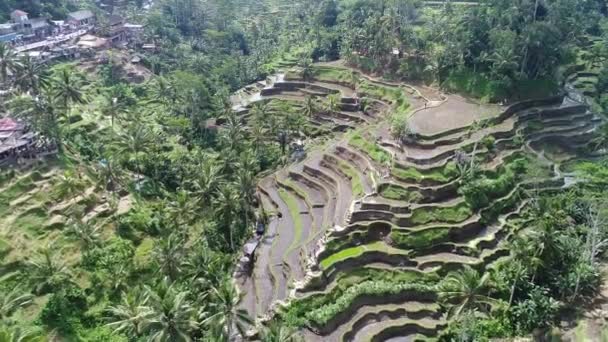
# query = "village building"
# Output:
<box><xmin>0</xmin><ymin>117</ymin><xmax>56</xmax><ymax>167</ymax></box>
<box><xmin>8</xmin><ymin>10</ymin><xmax>53</xmax><ymax>41</ymax></box>
<box><xmin>67</xmin><ymin>10</ymin><xmax>96</xmax><ymax>28</ymax></box>
<box><xmin>0</xmin><ymin>23</ymin><xmax>18</xmax><ymax>43</ymax></box>
<box><xmin>105</xmin><ymin>15</ymin><xmax>127</xmax><ymax>46</ymax></box>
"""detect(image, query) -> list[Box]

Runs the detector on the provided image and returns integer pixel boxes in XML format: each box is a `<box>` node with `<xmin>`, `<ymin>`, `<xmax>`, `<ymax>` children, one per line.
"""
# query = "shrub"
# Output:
<box><xmin>304</xmin><ymin>281</ymin><xmax>434</xmax><ymax>327</ymax></box>
<box><xmin>510</xmin><ymin>287</ymin><xmax>559</xmax><ymax>335</ymax></box>
<box><xmin>460</xmin><ymin>158</ymin><xmax>527</xmax><ymax>210</ymax></box>
<box><xmin>349</xmin><ymin>133</ymin><xmax>391</xmax><ymax>164</ymax></box>
<box><xmin>392</xmin><ymin>162</ymin><xmax>459</xmax><ymax>183</ymax></box>
<box><xmin>410</xmin><ymin>202</ymin><xmax>472</xmax><ymax>225</ymax></box>
<box><xmin>39</xmin><ymin>285</ymin><xmax>88</xmax><ymax>333</ymax></box>
<box><xmin>391</xmin><ymin>228</ymin><xmax>450</xmax><ymax>249</ymax></box>
<box><xmin>379</xmin><ymin>184</ymin><xmax>422</xmax><ymax>202</ymax></box>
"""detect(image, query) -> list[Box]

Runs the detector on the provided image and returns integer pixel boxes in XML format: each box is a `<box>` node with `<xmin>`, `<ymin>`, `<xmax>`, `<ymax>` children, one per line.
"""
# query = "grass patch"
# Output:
<box><xmin>134</xmin><ymin>237</ymin><xmax>154</xmax><ymax>270</ymax></box>
<box><xmin>335</xmin><ymin>159</ymin><xmax>364</xmax><ymax>197</ymax></box>
<box><xmin>320</xmin><ymin>241</ymin><xmax>394</xmax><ymax>270</ymax></box>
<box><xmin>460</xmin><ymin>157</ymin><xmax>528</xmax><ymax>209</ymax></box>
<box><xmin>379</xmin><ymin>184</ymin><xmax>422</xmax><ymax>202</ymax></box>
<box><xmin>13</xmin><ymin>207</ymin><xmax>49</xmax><ymax>236</ymax></box>
<box><xmin>281</xmin><ymin>275</ymin><xmax>436</xmax><ymax>327</ymax></box>
<box><xmin>410</xmin><ymin>202</ymin><xmax>472</xmax><ymax>225</ymax></box>
<box><xmin>391</xmin><ymin>228</ymin><xmax>450</xmax><ymax>249</ymax></box>
<box><xmin>391</xmin><ymin>162</ymin><xmax>458</xmax><ymax>184</ymax></box>
<box><xmin>0</xmin><ymin>238</ymin><xmax>11</xmax><ymax>259</ymax></box>
<box><xmin>349</xmin><ymin>133</ymin><xmax>391</xmax><ymax>165</ymax></box>
<box><xmin>278</xmin><ymin>188</ymin><xmax>304</xmax><ymax>255</ymax></box>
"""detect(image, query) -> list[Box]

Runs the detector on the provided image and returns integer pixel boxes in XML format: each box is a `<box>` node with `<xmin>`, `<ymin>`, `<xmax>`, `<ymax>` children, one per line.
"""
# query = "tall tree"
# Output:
<box><xmin>51</xmin><ymin>68</ymin><xmax>87</xmax><ymax>112</ymax></box>
<box><xmin>0</xmin><ymin>42</ymin><xmax>19</xmax><ymax>84</ymax></box>
<box><xmin>439</xmin><ymin>266</ymin><xmax>497</xmax><ymax>317</ymax></box>
<box><xmin>202</xmin><ymin>279</ymin><xmax>252</xmax><ymax>340</ymax></box>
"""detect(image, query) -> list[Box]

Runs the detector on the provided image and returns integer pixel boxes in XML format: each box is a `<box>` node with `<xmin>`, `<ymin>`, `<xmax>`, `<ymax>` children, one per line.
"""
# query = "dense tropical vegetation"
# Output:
<box><xmin>1</xmin><ymin>0</ymin><xmax>608</xmax><ymax>341</ymax></box>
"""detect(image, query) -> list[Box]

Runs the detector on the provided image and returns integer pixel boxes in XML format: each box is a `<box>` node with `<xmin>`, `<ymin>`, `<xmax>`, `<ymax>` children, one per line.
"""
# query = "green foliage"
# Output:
<box><xmin>349</xmin><ymin>133</ymin><xmax>391</xmax><ymax>164</ymax></box>
<box><xmin>392</xmin><ymin>162</ymin><xmax>459</xmax><ymax>184</ymax></box>
<box><xmin>39</xmin><ymin>285</ymin><xmax>88</xmax><ymax>333</ymax></box>
<box><xmin>379</xmin><ymin>184</ymin><xmax>422</xmax><ymax>202</ymax></box>
<box><xmin>459</xmin><ymin>158</ymin><xmax>527</xmax><ymax>210</ymax></box>
<box><xmin>391</xmin><ymin>228</ymin><xmax>450</xmax><ymax>249</ymax></box>
<box><xmin>510</xmin><ymin>287</ymin><xmax>560</xmax><ymax>334</ymax></box>
<box><xmin>282</xmin><ymin>278</ymin><xmax>435</xmax><ymax>327</ymax></box>
<box><xmin>410</xmin><ymin>202</ymin><xmax>472</xmax><ymax>225</ymax></box>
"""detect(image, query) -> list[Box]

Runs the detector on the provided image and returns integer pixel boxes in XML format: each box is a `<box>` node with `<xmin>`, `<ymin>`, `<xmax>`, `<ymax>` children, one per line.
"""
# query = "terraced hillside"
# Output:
<box><xmin>233</xmin><ymin>64</ymin><xmax>603</xmax><ymax>340</ymax></box>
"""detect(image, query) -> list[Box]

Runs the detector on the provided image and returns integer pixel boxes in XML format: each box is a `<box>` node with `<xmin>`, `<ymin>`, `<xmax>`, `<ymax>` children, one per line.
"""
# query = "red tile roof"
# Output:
<box><xmin>0</xmin><ymin>118</ymin><xmax>19</xmax><ymax>131</ymax></box>
<box><xmin>11</xmin><ymin>10</ymin><xmax>28</xmax><ymax>16</ymax></box>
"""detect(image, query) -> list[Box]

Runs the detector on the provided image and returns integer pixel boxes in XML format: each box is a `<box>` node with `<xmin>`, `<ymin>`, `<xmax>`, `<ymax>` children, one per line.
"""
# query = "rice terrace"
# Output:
<box><xmin>2</xmin><ymin>0</ymin><xmax>608</xmax><ymax>341</ymax></box>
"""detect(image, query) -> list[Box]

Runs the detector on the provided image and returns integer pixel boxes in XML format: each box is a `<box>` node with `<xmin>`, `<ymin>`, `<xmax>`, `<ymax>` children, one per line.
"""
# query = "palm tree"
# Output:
<box><xmin>14</xmin><ymin>56</ymin><xmax>49</xmax><ymax>95</ymax></box>
<box><xmin>183</xmin><ymin>243</ymin><xmax>229</xmax><ymax>291</ymax></box>
<box><xmin>101</xmin><ymin>94</ymin><xmax>128</xmax><ymax>129</ymax></box>
<box><xmin>0</xmin><ymin>286</ymin><xmax>33</xmax><ymax>324</ymax></box>
<box><xmin>234</xmin><ymin>166</ymin><xmax>256</xmax><ymax>233</ymax></box>
<box><xmin>0</xmin><ymin>42</ymin><xmax>20</xmax><ymax>84</ymax></box>
<box><xmin>149</xmin><ymin>76</ymin><xmax>180</xmax><ymax>107</ymax></box>
<box><xmin>195</xmin><ymin>160</ymin><xmax>222</xmax><ymax>209</ymax></box>
<box><xmin>324</xmin><ymin>93</ymin><xmax>341</xmax><ymax>114</ymax></box>
<box><xmin>0</xmin><ymin>326</ymin><xmax>44</xmax><ymax>342</ymax></box>
<box><xmin>96</xmin><ymin>156</ymin><xmax>124</xmax><ymax>192</ymax></box>
<box><xmin>51</xmin><ymin>67</ymin><xmax>87</xmax><ymax>111</ymax></box>
<box><xmin>168</xmin><ymin>189</ymin><xmax>199</xmax><ymax>225</ymax></box>
<box><xmin>27</xmin><ymin>247</ymin><xmax>71</xmax><ymax>294</ymax></box>
<box><xmin>202</xmin><ymin>279</ymin><xmax>252</xmax><ymax>340</ymax></box>
<box><xmin>106</xmin><ymin>288</ymin><xmax>152</xmax><ymax>338</ymax></box>
<box><xmin>144</xmin><ymin>283</ymin><xmax>199</xmax><ymax>342</ymax></box>
<box><xmin>54</xmin><ymin>170</ymin><xmax>87</xmax><ymax>201</ymax></box>
<box><xmin>214</xmin><ymin>185</ymin><xmax>241</xmax><ymax>251</ymax></box>
<box><xmin>259</xmin><ymin>321</ymin><xmax>300</xmax><ymax>342</ymax></box>
<box><xmin>439</xmin><ymin>266</ymin><xmax>497</xmax><ymax>318</ymax></box>
<box><xmin>153</xmin><ymin>233</ymin><xmax>186</xmax><ymax>281</ymax></box>
<box><xmin>302</xmin><ymin>96</ymin><xmax>317</xmax><ymax>118</ymax></box>
<box><xmin>65</xmin><ymin>217</ymin><xmax>102</xmax><ymax>250</ymax></box>
<box><xmin>114</xmin><ymin>124</ymin><xmax>155</xmax><ymax>180</ymax></box>
<box><xmin>298</xmin><ymin>57</ymin><xmax>314</xmax><ymax>81</ymax></box>
<box><xmin>222</xmin><ymin>110</ymin><xmax>244</xmax><ymax>152</ymax></box>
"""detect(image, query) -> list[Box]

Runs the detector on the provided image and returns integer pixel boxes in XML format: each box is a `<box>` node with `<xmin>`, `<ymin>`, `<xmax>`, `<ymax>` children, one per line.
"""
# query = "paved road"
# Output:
<box><xmin>16</xmin><ymin>30</ymin><xmax>88</xmax><ymax>52</ymax></box>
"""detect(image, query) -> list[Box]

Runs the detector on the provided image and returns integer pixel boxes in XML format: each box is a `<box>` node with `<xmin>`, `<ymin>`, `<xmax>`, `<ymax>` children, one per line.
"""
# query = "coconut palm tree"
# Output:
<box><xmin>153</xmin><ymin>233</ymin><xmax>186</xmax><ymax>281</ymax></box>
<box><xmin>0</xmin><ymin>42</ymin><xmax>20</xmax><ymax>84</ymax></box>
<box><xmin>106</xmin><ymin>287</ymin><xmax>152</xmax><ymax>338</ymax></box>
<box><xmin>65</xmin><ymin>217</ymin><xmax>102</xmax><ymax>250</ymax></box>
<box><xmin>233</xmin><ymin>165</ymin><xmax>256</xmax><ymax>233</ymax></box>
<box><xmin>298</xmin><ymin>57</ymin><xmax>314</xmax><ymax>81</ymax></box>
<box><xmin>144</xmin><ymin>283</ymin><xmax>199</xmax><ymax>342</ymax></box>
<box><xmin>0</xmin><ymin>286</ymin><xmax>33</xmax><ymax>324</ymax></box>
<box><xmin>114</xmin><ymin>124</ymin><xmax>155</xmax><ymax>180</ymax></box>
<box><xmin>101</xmin><ymin>93</ymin><xmax>128</xmax><ymax>129</ymax></box>
<box><xmin>96</xmin><ymin>155</ymin><xmax>124</xmax><ymax>192</ymax></box>
<box><xmin>324</xmin><ymin>93</ymin><xmax>341</xmax><ymax>114</ymax></box>
<box><xmin>14</xmin><ymin>56</ymin><xmax>50</xmax><ymax>95</ymax></box>
<box><xmin>214</xmin><ymin>185</ymin><xmax>240</xmax><ymax>251</ymax></box>
<box><xmin>53</xmin><ymin>170</ymin><xmax>87</xmax><ymax>201</ymax></box>
<box><xmin>259</xmin><ymin>321</ymin><xmax>300</xmax><ymax>342</ymax></box>
<box><xmin>202</xmin><ymin>279</ymin><xmax>252</xmax><ymax>340</ymax></box>
<box><xmin>0</xmin><ymin>325</ymin><xmax>44</xmax><ymax>342</ymax></box>
<box><xmin>195</xmin><ymin>159</ymin><xmax>222</xmax><ymax>209</ymax></box>
<box><xmin>439</xmin><ymin>266</ymin><xmax>497</xmax><ymax>318</ymax></box>
<box><xmin>51</xmin><ymin>67</ymin><xmax>87</xmax><ymax>111</ymax></box>
<box><xmin>303</xmin><ymin>96</ymin><xmax>317</xmax><ymax>118</ymax></box>
<box><xmin>149</xmin><ymin>76</ymin><xmax>180</xmax><ymax>107</ymax></box>
<box><xmin>27</xmin><ymin>247</ymin><xmax>71</xmax><ymax>294</ymax></box>
<box><xmin>168</xmin><ymin>189</ymin><xmax>199</xmax><ymax>225</ymax></box>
